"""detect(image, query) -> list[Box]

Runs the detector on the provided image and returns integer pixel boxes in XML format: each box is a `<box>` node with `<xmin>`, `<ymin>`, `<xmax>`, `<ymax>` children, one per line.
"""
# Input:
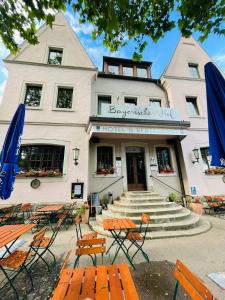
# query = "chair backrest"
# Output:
<box><xmin>174</xmin><ymin>260</ymin><xmax>217</xmax><ymax>300</ymax></box>
<box><xmin>28</xmin><ymin>227</ymin><xmax>47</xmax><ymax>261</ymax></box>
<box><xmin>76</xmin><ymin>238</ymin><xmax>106</xmax><ymax>256</ymax></box>
<box><xmin>60</xmin><ymin>250</ymin><xmax>71</xmax><ymax>275</ymax></box>
<box><xmin>140</xmin><ymin>213</ymin><xmax>150</xmax><ymax>238</ymax></box>
<box><xmin>22</xmin><ymin>203</ymin><xmax>32</xmax><ymax>211</ymax></box>
<box><xmin>49</xmin><ymin>216</ymin><xmax>66</xmax><ymax>246</ymax></box>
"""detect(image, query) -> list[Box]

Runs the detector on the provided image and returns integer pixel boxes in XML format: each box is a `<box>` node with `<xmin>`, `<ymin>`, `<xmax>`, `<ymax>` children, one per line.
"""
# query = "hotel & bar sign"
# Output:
<box><xmin>100</xmin><ymin>104</ymin><xmax>181</xmax><ymax>121</ymax></box>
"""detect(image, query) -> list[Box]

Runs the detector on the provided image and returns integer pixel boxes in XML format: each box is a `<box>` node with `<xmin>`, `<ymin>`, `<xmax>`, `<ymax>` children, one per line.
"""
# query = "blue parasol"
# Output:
<box><xmin>0</xmin><ymin>104</ymin><xmax>25</xmax><ymax>199</ymax></box>
<box><xmin>204</xmin><ymin>62</ymin><xmax>225</xmax><ymax>167</ymax></box>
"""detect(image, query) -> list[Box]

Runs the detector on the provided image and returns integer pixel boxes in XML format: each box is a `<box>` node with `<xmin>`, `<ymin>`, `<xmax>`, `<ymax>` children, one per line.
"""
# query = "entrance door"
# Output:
<box><xmin>126</xmin><ymin>147</ymin><xmax>147</xmax><ymax>191</ymax></box>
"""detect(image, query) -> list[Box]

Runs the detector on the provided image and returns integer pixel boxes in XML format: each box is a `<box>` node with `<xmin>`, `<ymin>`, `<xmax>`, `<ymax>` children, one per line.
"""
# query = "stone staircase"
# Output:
<box><xmin>90</xmin><ymin>191</ymin><xmax>211</xmax><ymax>239</ymax></box>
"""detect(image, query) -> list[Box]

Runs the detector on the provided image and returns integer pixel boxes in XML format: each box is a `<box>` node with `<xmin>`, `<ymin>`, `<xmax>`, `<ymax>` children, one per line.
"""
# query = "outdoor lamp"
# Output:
<box><xmin>192</xmin><ymin>148</ymin><xmax>200</xmax><ymax>164</ymax></box>
<box><xmin>73</xmin><ymin>147</ymin><xmax>80</xmax><ymax>165</ymax></box>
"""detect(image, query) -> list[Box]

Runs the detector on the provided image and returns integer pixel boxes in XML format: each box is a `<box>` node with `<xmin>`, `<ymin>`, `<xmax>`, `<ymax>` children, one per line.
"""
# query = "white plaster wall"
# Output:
<box><xmin>92</xmin><ymin>77</ymin><xmax>168</xmax><ymax>115</ymax></box>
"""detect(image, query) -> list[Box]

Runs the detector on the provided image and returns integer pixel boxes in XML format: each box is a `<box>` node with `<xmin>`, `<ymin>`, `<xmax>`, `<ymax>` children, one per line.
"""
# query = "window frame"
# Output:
<box><xmin>97</xmin><ymin>94</ymin><xmax>112</xmax><ymax>115</ymax></box>
<box><xmin>123</xmin><ymin>66</ymin><xmax>134</xmax><ymax>77</ymax></box>
<box><xmin>124</xmin><ymin>96</ymin><xmax>137</xmax><ymax>106</ymax></box>
<box><xmin>18</xmin><ymin>144</ymin><xmax>65</xmax><ymax>177</ymax></box>
<box><xmin>108</xmin><ymin>64</ymin><xmax>120</xmax><ymax>75</ymax></box>
<box><xmin>47</xmin><ymin>47</ymin><xmax>63</xmax><ymax>65</ymax></box>
<box><xmin>186</xmin><ymin>96</ymin><xmax>200</xmax><ymax>117</ymax></box>
<box><xmin>136</xmin><ymin>67</ymin><xmax>148</xmax><ymax>78</ymax></box>
<box><xmin>53</xmin><ymin>84</ymin><xmax>76</xmax><ymax>111</ymax></box>
<box><xmin>94</xmin><ymin>144</ymin><xmax>116</xmax><ymax>177</ymax></box>
<box><xmin>21</xmin><ymin>81</ymin><xmax>44</xmax><ymax>110</ymax></box>
<box><xmin>154</xmin><ymin>145</ymin><xmax>176</xmax><ymax>176</ymax></box>
<box><xmin>149</xmin><ymin>98</ymin><xmax>162</xmax><ymax>108</ymax></box>
<box><xmin>188</xmin><ymin>63</ymin><xmax>200</xmax><ymax>79</ymax></box>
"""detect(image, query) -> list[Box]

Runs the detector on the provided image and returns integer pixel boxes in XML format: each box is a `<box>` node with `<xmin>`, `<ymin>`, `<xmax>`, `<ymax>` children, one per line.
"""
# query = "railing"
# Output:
<box><xmin>150</xmin><ymin>175</ymin><xmax>192</xmax><ymax>207</ymax></box>
<box><xmin>98</xmin><ymin>176</ymin><xmax>124</xmax><ymax>194</ymax></box>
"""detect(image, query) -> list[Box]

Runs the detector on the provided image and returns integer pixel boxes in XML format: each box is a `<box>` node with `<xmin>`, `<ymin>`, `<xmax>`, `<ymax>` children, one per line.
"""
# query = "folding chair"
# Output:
<box><xmin>74</xmin><ymin>215</ymin><xmax>98</xmax><ymax>240</ymax></box>
<box><xmin>0</xmin><ymin>227</ymin><xmax>46</xmax><ymax>300</ymax></box>
<box><xmin>21</xmin><ymin>203</ymin><xmax>32</xmax><ymax>221</ymax></box>
<box><xmin>126</xmin><ymin>213</ymin><xmax>150</xmax><ymax>263</ymax></box>
<box><xmin>173</xmin><ymin>259</ymin><xmax>218</xmax><ymax>300</ymax></box>
<box><xmin>56</xmin><ymin>202</ymin><xmax>76</xmax><ymax>229</ymax></box>
<box><xmin>74</xmin><ymin>238</ymin><xmax>106</xmax><ymax>267</ymax></box>
<box><xmin>31</xmin><ymin>217</ymin><xmax>65</xmax><ymax>271</ymax></box>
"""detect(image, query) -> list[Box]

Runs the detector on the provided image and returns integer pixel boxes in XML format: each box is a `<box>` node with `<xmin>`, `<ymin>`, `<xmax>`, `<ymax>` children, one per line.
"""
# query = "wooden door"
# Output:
<box><xmin>126</xmin><ymin>152</ymin><xmax>147</xmax><ymax>191</ymax></box>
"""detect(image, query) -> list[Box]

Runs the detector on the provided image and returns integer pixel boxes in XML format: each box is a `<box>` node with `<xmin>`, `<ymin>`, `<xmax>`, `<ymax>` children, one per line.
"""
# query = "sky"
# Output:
<box><xmin>0</xmin><ymin>9</ymin><xmax>225</xmax><ymax>105</ymax></box>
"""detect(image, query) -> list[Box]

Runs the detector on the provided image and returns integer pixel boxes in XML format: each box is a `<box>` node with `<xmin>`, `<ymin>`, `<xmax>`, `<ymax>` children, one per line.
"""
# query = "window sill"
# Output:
<box><xmin>156</xmin><ymin>173</ymin><xmax>177</xmax><ymax>177</ymax></box>
<box><xmin>52</xmin><ymin>108</ymin><xmax>75</xmax><ymax>112</ymax></box>
<box><xmin>189</xmin><ymin>116</ymin><xmax>206</xmax><ymax>119</ymax></box>
<box><xmin>17</xmin><ymin>175</ymin><xmax>63</xmax><ymax>178</ymax></box>
<box><xmin>25</xmin><ymin>106</ymin><xmax>43</xmax><ymax>110</ymax></box>
<box><xmin>93</xmin><ymin>174</ymin><xmax>117</xmax><ymax>178</ymax></box>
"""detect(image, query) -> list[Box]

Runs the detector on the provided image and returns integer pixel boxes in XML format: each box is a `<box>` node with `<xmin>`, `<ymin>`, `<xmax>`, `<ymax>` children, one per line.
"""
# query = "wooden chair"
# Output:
<box><xmin>173</xmin><ymin>259</ymin><xmax>218</xmax><ymax>300</ymax></box>
<box><xmin>0</xmin><ymin>227</ymin><xmax>47</xmax><ymax>300</ymax></box>
<box><xmin>74</xmin><ymin>215</ymin><xmax>97</xmax><ymax>240</ymax></box>
<box><xmin>74</xmin><ymin>238</ymin><xmax>106</xmax><ymax>267</ymax></box>
<box><xmin>50</xmin><ymin>251</ymin><xmax>140</xmax><ymax>300</ymax></box>
<box><xmin>126</xmin><ymin>213</ymin><xmax>150</xmax><ymax>263</ymax></box>
<box><xmin>31</xmin><ymin>217</ymin><xmax>65</xmax><ymax>271</ymax></box>
<box><xmin>21</xmin><ymin>203</ymin><xmax>32</xmax><ymax>220</ymax></box>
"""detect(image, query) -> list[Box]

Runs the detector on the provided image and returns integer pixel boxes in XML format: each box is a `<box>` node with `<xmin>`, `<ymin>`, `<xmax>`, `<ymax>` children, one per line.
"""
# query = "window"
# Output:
<box><xmin>18</xmin><ymin>145</ymin><xmax>65</xmax><ymax>176</ymax></box>
<box><xmin>97</xmin><ymin>146</ymin><xmax>113</xmax><ymax>173</ymax></box>
<box><xmin>186</xmin><ymin>97</ymin><xmax>199</xmax><ymax>116</ymax></box>
<box><xmin>200</xmin><ymin>147</ymin><xmax>211</xmax><ymax>171</ymax></box>
<box><xmin>108</xmin><ymin>65</ymin><xmax>119</xmax><ymax>75</ymax></box>
<box><xmin>156</xmin><ymin>147</ymin><xmax>174</xmax><ymax>174</ymax></box>
<box><xmin>97</xmin><ymin>95</ymin><xmax>111</xmax><ymax>115</ymax></box>
<box><xmin>124</xmin><ymin>97</ymin><xmax>137</xmax><ymax>106</ymax></box>
<box><xmin>149</xmin><ymin>99</ymin><xmax>161</xmax><ymax>108</ymax></box>
<box><xmin>137</xmin><ymin>67</ymin><xmax>147</xmax><ymax>78</ymax></box>
<box><xmin>123</xmin><ymin>66</ymin><xmax>133</xmax><ymax>76</ymax></box>
<box><xmin>48</xmin><ymin>48</ymin><xmax>63</xmax><ymax>65</ymax></box>
<box><xmin>188</xmin><ymin>63</ymin><xmax>200</xmax><ymax>78</ymax></box>
<box><xmin>24</xmin><ymin>84</ymin><xmax>42</xmax><ymax>107</ymax></box>
<box><xmin>56</xmin><ymin>87</ymin><xmax>73</xmax><ymax>109</ymax></box>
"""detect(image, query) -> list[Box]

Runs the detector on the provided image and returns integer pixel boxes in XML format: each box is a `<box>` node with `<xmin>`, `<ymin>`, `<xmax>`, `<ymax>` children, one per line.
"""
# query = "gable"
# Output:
<box><xmin>7</xmin><ymin>13</ymin><xmax>95</xmax><ymax>69</ymax></box>
<box><xmin>163</xmin><ymin>37</ymin><xmax>211</xmax><ymax>79</ymax></box>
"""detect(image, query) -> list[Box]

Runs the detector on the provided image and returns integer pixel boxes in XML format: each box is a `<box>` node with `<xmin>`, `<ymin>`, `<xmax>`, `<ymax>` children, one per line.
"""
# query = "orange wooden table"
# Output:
<box><xmin>51</xmin><ymin>264</ymin><xmax>139</xmax><ymax>300</ymax></box>
<box><xmin>103</xmin><ymin>218</ymin><xmax>136</xmax><ymax>268</ymax></box>
<box><xmin>0</xmin><ymin>224</ymin><xmax>35</xmax><ymax>258</ymax></box>
<box><xmin>37</xmin><ymin>204</ymin><xmax>64</xmax><ymax>213</ymax></box>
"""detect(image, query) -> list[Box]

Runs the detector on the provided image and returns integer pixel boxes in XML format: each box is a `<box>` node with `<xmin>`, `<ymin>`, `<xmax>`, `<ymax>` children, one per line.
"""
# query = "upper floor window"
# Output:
<box><xmin>156</xmin><ymin>147</ymin><xmax>174</xmax><ymax>174</ymax></box>
<box><xmin>108</xmin><ymin>65</ymin><xmax>119</xmax><ymax>75</ymax></box>
<box><xmin>56</xmin><ymin>87</ymin><xmax>73</xmax><ymax>109</ymax></box>
<box><xmin>200</xmin><ymin>147</ymin><xmax>211</xmax><ymax>171</ymax></box>
<box><xmin>137</xmin><ymin>67</ymin><xmax>147</xmax><ymax>78</ymax></box>
<box><xmin>186</xmin><ymin>97</ymin><xmax>199</xmax><ymax>116</ymax></box>
<box><xmin>48</xmin><ymin>48</ymin><xmax>63</xmax><ymax>65</ymax></box>
<box><xmin>149</xmin><ymin>99</ymin><xmax>161</xmax><ymax>108</ymax></box>
<box><xmin>97</xmin><ymin>146</ymin><xmax>114</xmax><ymax>174</ymax></box>
<box><xmin>18</xmin><ymin>145</ymin><xmax>65</xmax><ymax>177</ymax></box>
<box><xmin>188</xmin><ymin>63</ymin><xmax>200</xmax><ymax>78</ymax></box>
<box><xmin>124</xmin><ymin>97</ymin><xmax>137</xmax><ymax>106</ymax></box>
<box><xmin>123</xmin><ymin>66</ymin><xmax>133</xmax><ymax>76</ymax></box>
<box><xmin>97</xmin><ymin>95</ymin><xmax>111</xmax><ymax>115</ymax></box>
<box><xmin>24</xmin><ymin>84</ymin><xmax>42</xmax><ymax>107</ymax></box>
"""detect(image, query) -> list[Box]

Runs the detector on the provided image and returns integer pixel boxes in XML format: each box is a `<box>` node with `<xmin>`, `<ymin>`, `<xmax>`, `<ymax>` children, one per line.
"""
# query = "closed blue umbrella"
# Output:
<box><xmin>204</xmin><ymin>62</ymin><xmax>225</xmax><ymax>167</ymax></box>
<box><xmin>0</xmin><ymin>104</ymin><xmax>25</xmax><ymax>199</ymax></box>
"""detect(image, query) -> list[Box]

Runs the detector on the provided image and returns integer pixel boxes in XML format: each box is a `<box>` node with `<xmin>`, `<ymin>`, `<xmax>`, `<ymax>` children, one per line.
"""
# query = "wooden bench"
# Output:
<box><xmin>50</xmin><ymin>251</ymin><xmax>139</xmax><ymax>300</ymax></box>
<box><xmin>173</xmin><ymin>259</ymin><xmax>218</xmax><ymax>300</ymax></box>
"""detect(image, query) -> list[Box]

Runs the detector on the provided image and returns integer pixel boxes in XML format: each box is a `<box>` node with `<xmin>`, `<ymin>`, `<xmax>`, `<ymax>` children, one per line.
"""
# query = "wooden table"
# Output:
<box><xmin>103</xmin><ymin>218</ymin><xmax>137</xmax><ymax>268</ymax></box>
<box><xmin>51</xmin><ymin>264</ymin><xmax>139</xmax><ymax>300</ymax></box>
<box><xmin>37</xmin><ymin>204</ymin><xmax>64</xmax><ymax>213</ymax></box>
<box><xmin>0</xmin><ymin>224</ymin><xmax>35</xmax><ymax>257</ymax></box>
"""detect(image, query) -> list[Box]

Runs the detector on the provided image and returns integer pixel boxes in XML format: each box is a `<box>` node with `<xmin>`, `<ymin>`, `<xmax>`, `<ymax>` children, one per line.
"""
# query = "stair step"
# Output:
<box><xmin>113</xmin><ymin>200</ymin><xmax>175</xmax><ymax>208</ymax></box>
<box><xmin>108</xmin><ymin>205</ymin><xmax>183</xmax><ymax>215</ymax></box>
<box><xmin>89</xmin><ymin>219</ymin><xmax>211</xmax><ymax>239</ymax></box>
<box><xmin>119</xmin><ymin>196</ymin><xmax>167</xmax><ymax>202</ymax></box>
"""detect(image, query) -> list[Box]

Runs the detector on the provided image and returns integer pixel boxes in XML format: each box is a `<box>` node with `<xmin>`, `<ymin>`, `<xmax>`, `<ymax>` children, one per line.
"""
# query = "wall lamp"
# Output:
<box><xmin>192</xmin><ymin>148</ymin><xmax>200</xmax><ymax>164</ymax></box>
<box><xmin>73</xmin><ymin>147</ymin><xmax>80</xmax><ymax>165</ymax></box>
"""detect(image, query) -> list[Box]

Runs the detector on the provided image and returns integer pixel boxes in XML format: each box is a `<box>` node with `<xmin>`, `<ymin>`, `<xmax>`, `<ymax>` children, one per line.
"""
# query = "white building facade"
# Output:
<box><xmin>0</xmin><ymin>14</ymin><xmax>224</xmax><ymax>204</ymax></box>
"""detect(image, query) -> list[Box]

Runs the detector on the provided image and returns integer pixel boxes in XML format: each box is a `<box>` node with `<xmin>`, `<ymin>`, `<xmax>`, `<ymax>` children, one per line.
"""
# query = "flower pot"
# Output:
<box><xmin>190</xmin><ymin>203</ymin><xmax>204</xmax><ymax>215</ymax></box>
<box><xmin>95</xmin><ymin>206</ymin><xmax>102</xmax><ymax>215</ymax></box>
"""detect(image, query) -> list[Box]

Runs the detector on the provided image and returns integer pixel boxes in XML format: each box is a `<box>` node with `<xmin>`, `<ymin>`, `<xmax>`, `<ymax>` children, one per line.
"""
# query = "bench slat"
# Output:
<box><xmin>119</xmin><ymin>264</ymin><xmax>140</xmax><ymax>300</ymax></box>
<box><xmin>108</xmin><ymin>265</ymin><xmax>124</xmax><ymax>300</ymax></box>
<box><xmin>77</xmin><ymin>238</ymin><xmax>106</xmax><ymax>247</ymax></box>
<box><xmin>76</xmin><ymin>246</ymin><xmax>105</xmax><ymax>255</ymax></box>
<box><xmin>96</xmin><ymin>265</ymin><xmax>109</xmax><ymax>300</ymax></box>
<box><xmin>80</xmin><ymin>266</ymin><xmax>96</xmax><ymax>299</ymax></box>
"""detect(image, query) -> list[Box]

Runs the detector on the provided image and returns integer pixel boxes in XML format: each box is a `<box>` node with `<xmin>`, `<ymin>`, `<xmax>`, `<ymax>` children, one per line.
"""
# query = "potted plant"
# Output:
<box><xmin>190</xmin><ymin>197</ymin><xmax>204</xmax><ymax>215</ymax></box>
<box><xmin>168</xmin><ymin>192</ymin><xmax>177</xmax><ymax>202</ymax></box>
<box><xmin>75</xmin><ymin>202</ymin><xmax>90</xmax><ymax>224</ymax></box>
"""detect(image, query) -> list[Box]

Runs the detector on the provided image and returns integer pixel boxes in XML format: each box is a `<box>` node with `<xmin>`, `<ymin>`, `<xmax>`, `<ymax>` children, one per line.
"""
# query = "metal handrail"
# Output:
<box><xmin>150</xmin><ymin>175</ymin><xmax>192</xmax><ymax>206</ymax></box>
<box><xmin>98</xmin><ymin>176</ymin><xmax>124</xmax><ymax>194</ymax></box>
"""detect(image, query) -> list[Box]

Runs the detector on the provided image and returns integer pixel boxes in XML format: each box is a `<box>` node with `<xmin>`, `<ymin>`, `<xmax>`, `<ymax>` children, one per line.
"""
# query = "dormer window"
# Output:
<box><xmin>48</xmin><ymin>48</ymin><xmax>63</xmax><ymax>65</ymax></box>
<box><xmin>188</xmin><ymin>63</ymin><xmax>200</xmax><ymax>78</ymax></box>
<box><xmin>136</xmin><ymin>67</ymin><xmax>147</xmax><ymax>78</ymax></box>
<box><xmin>123</xmin><ymin>66</ymin><xmax>133</xmax><ymax>76</ymax></box>
<box><xmin>108</xmin><ymin>65</ymin><xmax>119</xmax><ymax>75</ymax></box>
